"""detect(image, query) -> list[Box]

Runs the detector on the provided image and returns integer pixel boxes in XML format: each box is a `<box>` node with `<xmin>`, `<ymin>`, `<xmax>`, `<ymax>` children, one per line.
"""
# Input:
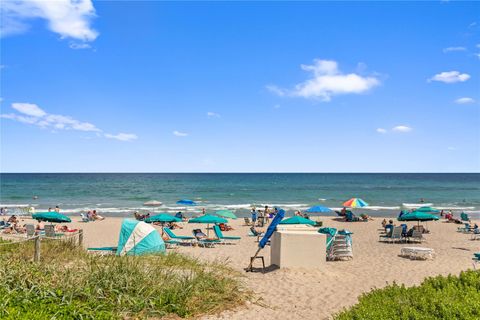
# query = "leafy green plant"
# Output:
<box><xmin>335</xmin><ymin>270</ymin><xmax>480</xmax><ymax>320</ymax></box>
<box><xmin>0</xmin><ymin>239</ymin><xmax>248</xmax><ymax>319</ymax></box>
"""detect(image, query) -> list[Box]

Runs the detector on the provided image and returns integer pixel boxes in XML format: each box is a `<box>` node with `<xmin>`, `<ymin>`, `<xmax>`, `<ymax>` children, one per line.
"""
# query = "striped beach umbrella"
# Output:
<box><xmin>343</xmin><ymin>198</ymin><xmax>369</xmax><ymax>208</ymax></box>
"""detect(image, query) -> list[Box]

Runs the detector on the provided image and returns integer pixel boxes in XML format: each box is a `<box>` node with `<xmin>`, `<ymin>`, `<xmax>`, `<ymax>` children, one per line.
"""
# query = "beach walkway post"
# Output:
<box><xmin>34</xmin><ymin>236</ymin><xmax>41</xmax><ymax>262</ymax></box>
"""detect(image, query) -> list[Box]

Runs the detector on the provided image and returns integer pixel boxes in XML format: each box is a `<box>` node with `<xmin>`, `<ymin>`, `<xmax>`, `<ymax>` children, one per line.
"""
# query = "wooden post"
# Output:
<box><xmin>34</xmin><ymin>236</ymin><xmax>41</xmax><ymax>262</ymax></box>
<box><xmin>78</xmin><ymin>229</ymin><xmax>83</xmax><ymax>247</ymax></box>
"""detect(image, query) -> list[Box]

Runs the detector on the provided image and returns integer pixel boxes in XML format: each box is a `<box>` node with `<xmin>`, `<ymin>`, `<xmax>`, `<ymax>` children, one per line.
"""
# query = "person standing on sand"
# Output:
<box><xmin>251</xmin><ymin>208</ymin><xmax>257</xmax><ymax>225</ymax></box>
<box><xmin>264</xmin><ymin>206</ymin><xmax>270</xmax><ymax>224</ymax></box>
<box><xmin>55</xmin><ymin>206</ymin><xmax>60</xmax><ymax>213</ymax></box>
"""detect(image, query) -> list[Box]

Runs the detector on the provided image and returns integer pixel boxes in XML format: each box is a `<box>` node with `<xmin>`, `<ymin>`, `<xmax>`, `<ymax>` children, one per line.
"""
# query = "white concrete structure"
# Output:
<box><xmin>270</xmin><ymin>228</ymin><xmax>326</xmax><ymax>268</ymax></box>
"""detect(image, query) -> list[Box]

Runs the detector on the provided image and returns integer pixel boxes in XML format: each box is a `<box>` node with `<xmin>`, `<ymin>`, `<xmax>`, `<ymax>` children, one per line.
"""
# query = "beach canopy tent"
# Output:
<box><xmin>343</xmin><ymin>198</ymin><xmax>369</xmax><ymax>208</ymax></box>
<box><xmin>214</xmin><ymin>210</ymin><xmax>237</xmax><ymax>219</ymax></box>
<box><xmin>143</xmin><ymin>200</ymin><xmax>162</xmax><ymax>207</ymax></box>
<box><xmin>415</xmin><ymin>206</ymin><xmax>440</xmax><ymax>213</ymax></box>
<box><xmin>305</xmin><ymin>205</ymin><xmax>332</xmax><ymax>213</ymax></box>
<box><xmin>32</xmin><ymin>212</ymin><xmax>71</xmax><ymax>223</ymax></box>
<box><xmin>177</xmin><ymin>199</ymin><xmax>197</xmax><ymax>206</ymax></box>
<box><xmin>117</xmin><ymin>219</ymin><xmax>165</xmax><ymax>256</ymax></box>
<box><xmin>189</xmin><ymin>214</ymin><xmax>228</xmax><ymax>237</ymax></box>
<box><xmin>279</xmin><ymin>216</ymin><xmax>316</xmax><ymax>226</ymax></box>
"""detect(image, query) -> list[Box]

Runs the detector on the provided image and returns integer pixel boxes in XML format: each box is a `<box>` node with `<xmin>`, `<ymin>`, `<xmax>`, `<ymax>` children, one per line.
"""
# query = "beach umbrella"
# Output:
<box><xmin>144</xmin><ymin>213</ymin><xmax>181</xmax><ymax>235</ymax></box>
<box><xmin>143</xmin><ymin>200</ymin><xmax>163</xmax><ymax>207</ymax></box>
<box><xmin>247</xmin><ymin>209</ymin><xmax>285</xmax><ymax>271</ymax></box>
<box><xmin>416</xmin><ymin>206</ymin><xmax>440</xmax><ymax>213</ymax></box>
<box><xmin>343</xmin><ymin>198</ymin><xmax>369</xmax><ymax>208</ymax></box>
<box><xmin>305</xmin><ymin>205</ymin><xmax>332</xmax><ymax>213</ymax></box>
<box><xmin>279</xmin><ymin>216</ymin><xmax>315</xmax><ymax>226</ymax></box>
<box><xmin>189</xmin><ymin>214</ymin><xmax>228</xmax><ymax>237</ymax></box>
<box><xmin>177</xmin><ymin>199</ymin><xmax>197</xmax><ymax>206</ymax></box>
<box><xmin>398</xmin><ymin>211</ymin><xmax>439</xmax><ymax>229</ymax></box>
<box><xmin>214</xmin><ymin>209</ymin><xmax>237</xmax><ymax>219</ymax></box>
<box><xmin>32</xmin><ymin>212</ymin><xmax>71</xmax><ymax>223</ymax></box>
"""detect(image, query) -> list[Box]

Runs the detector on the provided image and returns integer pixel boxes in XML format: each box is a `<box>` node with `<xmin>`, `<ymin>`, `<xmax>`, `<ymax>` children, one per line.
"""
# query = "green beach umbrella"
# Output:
<box><xmin>189</xmin><ymin>214</ymin><xmax>228</xmax><ymax>237</ymax></box>
<box><xmin>214</xmin><ymin>210</ymin><xmax>237</xmax><ymax>219</ymax></box>
<box><xmin>144</xmin><ymin>213</ymin><xmax>181</xmax><ymax>235</ymax></box>
<box><xmin>416</xmin><ymin>206</ymin><xmax>440</xmax><ymax>213</ymax></box>
<box><xmin>32</xmin><ymin>212</ymin><xmax>71</xmax><ymax>223</ymax></box>
<box><xmin>279</xmin><ymin>216</ymin><xmax>315</xmax><ymax>226</ymax></box>
<box><xmin>398</xmin><ymin>212</ymin><xmax>439</xmax><ymax>222</ymax></box>
<box><xmin>144</xmin><ymin>213</ymin><xmax>181</xmax><ymax>223</ymax></box>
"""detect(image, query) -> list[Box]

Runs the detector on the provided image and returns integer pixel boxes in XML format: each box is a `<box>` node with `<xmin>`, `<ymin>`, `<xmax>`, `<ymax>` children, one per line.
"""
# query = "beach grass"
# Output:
<box><xmin>335</xmin><ymin>270</ymin><xmax>480</xmax><ymax>320</ymax></box>
<box><xmin>0</xmin><ymin>238</ymin><xmax>248</xmax><ymax>319</ymax></box>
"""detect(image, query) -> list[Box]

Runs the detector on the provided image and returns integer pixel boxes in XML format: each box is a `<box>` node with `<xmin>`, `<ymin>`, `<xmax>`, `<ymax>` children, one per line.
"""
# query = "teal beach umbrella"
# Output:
<box><xmin>416</xmin><ymin>206</ymin><xmax>440</xmax><ymax>213</ymax></box>
<box><xmin>144</xmin><ymin>213</ymin><xmax>181</xmax><ymax>223</ymax></box>
<box><xmin>214</xmin><ymin>210</ymin><xmax>237</xmax><ymax>219</ymax></box>
<box><xmin>279</xmin><ymin>216</ymin><xmax>315</xmax><ymax>225</ymax></box>
<box><xmin>32</xmin><ymin>212</ymin><xmax>71</xmax><ymax>223</ymax></box>
<box><xmin>189</xmin><ymin>214</ymin><xmax>228</xmax><ymax>237</ymax></box>
<box><xmin>398</xmin><ymin>212</ymin><xmax>439</xmax><ymax>222</ymax></box>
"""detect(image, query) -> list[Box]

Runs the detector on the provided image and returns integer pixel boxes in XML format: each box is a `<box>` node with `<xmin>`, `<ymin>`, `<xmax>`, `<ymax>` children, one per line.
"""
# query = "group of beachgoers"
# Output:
<box><xmin>0</xmin><ymin>214</ymin><xmax>77</xmax><ymax>235</ymax></box>
<box><xmin>82</xmin><ymin>210</ymin><xmax>105</xmax><ymax>222</ymax></box>
<box><xmin>250</xmin><ymin>206</ymin><xmax>282</xmax><ymax>227</ymax></box>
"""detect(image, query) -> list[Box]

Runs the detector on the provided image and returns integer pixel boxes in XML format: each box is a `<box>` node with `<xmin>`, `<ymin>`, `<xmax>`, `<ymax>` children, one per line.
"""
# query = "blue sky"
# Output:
<box><xmin>1</xmin><ymin>1</ymin><xmax>479</xmax><ymax>172</ymax></box>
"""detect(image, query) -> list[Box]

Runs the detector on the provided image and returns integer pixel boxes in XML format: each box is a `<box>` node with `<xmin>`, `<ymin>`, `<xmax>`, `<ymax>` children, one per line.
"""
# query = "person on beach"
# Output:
<box><xmin>381</xmin><ymin>219</ymin><xmax>387</xmax><ymax>228</ymax></box>
<box><xmin>55</xmin><ymin>206</ymin><xmax>60</xmax><ymax>212</ymax></box>
<box><xmin>385</xmin><ymin>220</ymin><xmax>394</xmax><ymax>234</ymax></box>
<box><xmin>92</xmin><ymin>210</ymin><xmax>105</xmax><ymax>221</ymax></box>
<box><xmin>341</xmin><ymin>207</ymin><xmax>347</xmax><ymax>216</ymax></box>
<box><xmin>264</xmin><ymin>206</ymin><xmax>270</xmax><ymax>224</ymax></box>
<box><xmin>48</xmin><ymin>207</ymin><xmax>52</xmax><ymax>212</ymax></box>
<box><xmin>36</xmin><ymin>221</ymin><xmax>45</xmax><ymax>231</ymax></box>
<box><xmin>251</xmin><ymin>208</ymin><xmax>257</xmax><ymax>224</ymax></box>
<box><xmin>7</xmin><ymin>215</ymin><xmax>18</xmax><ymax>224</ymax></box>
<box><xmin>202</xmin><ymin>208</ymin><xmax>206</xmax><ymax>215</ymax></box>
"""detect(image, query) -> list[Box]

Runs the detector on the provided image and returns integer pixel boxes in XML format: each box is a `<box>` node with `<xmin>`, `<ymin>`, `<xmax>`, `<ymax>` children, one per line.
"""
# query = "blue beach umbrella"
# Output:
<box><xmin>305</xmin><ymin>205</ymin><xmax>332</xmax><ymax>213</ymax></box>
<box><xmin>176</xmin><ymin>199</ymin><xmax>197</xmax><ymax>206</ymax></box>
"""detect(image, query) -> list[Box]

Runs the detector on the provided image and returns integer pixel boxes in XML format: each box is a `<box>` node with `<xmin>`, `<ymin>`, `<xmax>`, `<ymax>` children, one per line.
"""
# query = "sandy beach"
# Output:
<box><xmin>7</xmin><ymin>215</ymin><xmax>475</xmax><ymax>320</ymax></box>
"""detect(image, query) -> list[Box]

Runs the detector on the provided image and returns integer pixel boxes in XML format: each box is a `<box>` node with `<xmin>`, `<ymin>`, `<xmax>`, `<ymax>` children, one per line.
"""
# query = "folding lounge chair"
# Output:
<box><xmin>44</xmin><ymin>224</ymin><xmax>63</xmax><ymax>238</ymax></box>
<box><xmin>163</xmin><ymin>227</ymin><xmax>195</xmax><ymax>242</ymax></box>
<box><xmin>409</xmin><ymin>230</ymin><xmax>424</xmax><ymax>243</ymax></box>
<box><xmin>192</xmin><ymin>229</ymin><xmax>220</xmax><ymax>247</ymax></box>
<box><xmin>213</xmin><ymin>225</ymin><xmax>241</xmax><ymax>244</ymax></box>
<box><xmin>25</xmin><ymin>224</ymin><xmax>36</xmax><ymax>238</ymax></box>
<box><xmin>379</xmin><ymin>226</ymin><xmax>403</xmax><ymax>243</ymax></box>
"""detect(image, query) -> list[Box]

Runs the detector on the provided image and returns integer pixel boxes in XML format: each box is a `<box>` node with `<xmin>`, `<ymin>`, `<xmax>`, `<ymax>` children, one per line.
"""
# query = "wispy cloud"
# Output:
<box><xmin>392</xmin><ymin>125</ymin><xmax>412</xmax><ymax>133</ymax></box>
<box><xmin>1</xmin><ymin>102</ymin><xmax>136</xmax><ymax>141</ymax></box>
<box><xmin>443</xmin><ymin>46</ymin><xmax>467</xmax><ymax>53</ymax></box>
<box><xmin>173</xmin><ymin>130</ymin><xmax>188</xmax><ymax>137</ymax></box>
<box><xmin>428</xmin><ymin>71</ymin><xmax>470</xmax><ymax>83</ymax></box>
<box><xmin>104</xmin><ymin>133</ymin><xmax>138</xmax><ymax>142</ymax></box>
<box><xmin>376</xmin><ymin>128</ymin><xmax>387</xmax><ymax>134</ymax></box>
<box><xmin>1</xmin><ymin>0</ymin><xmax>98</xmax><ymax>45</ymax></box>
<box><xmin>69</xmin><ymin>42</ymin><xmax>92</xmax><ymax>50</ymax></box>
<box><xmin>207</xmin><ymin>112</ymin><xmax>221</xmax><ymax>118</ymax></box>
<box><xmin>267</xmin><ymin>59</ymin><xmax>380</xmax><ymax>101</ymax></box>
<box><xmin>455</xmin><ymin>97</ymin><xmax>475</xmax><ymax>104</ymax></box>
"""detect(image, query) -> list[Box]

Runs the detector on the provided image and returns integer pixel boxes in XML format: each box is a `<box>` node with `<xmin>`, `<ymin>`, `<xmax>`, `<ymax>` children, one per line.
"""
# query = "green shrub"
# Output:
<box><xmin>335</xmin><ymin>270</ymin><xmax>480</xmax><ymax>320</ymax></box>
<box><xmin>0</xmin><ymin>239</ymin><xmax>248</xmax><ymax>319</ymax></box>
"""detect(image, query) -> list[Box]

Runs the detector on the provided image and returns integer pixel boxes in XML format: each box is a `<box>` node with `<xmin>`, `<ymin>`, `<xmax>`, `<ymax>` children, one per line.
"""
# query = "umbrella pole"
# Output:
<box><xmin>246</xmin><ymin>247</ymin><xmax>262</xmax><ymax>272</ymax></box>
<box><xmin>207</xmin><ymin>223</ymin><xmax>210</xmax><ymax>238</ymax></box>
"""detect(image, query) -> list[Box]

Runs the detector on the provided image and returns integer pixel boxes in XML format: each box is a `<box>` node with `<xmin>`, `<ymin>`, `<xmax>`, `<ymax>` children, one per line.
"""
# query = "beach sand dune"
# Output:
<box><xmin>19</xmin><ymin>216</ymin><xmax>479</xmax><ymax>320</ymax></box>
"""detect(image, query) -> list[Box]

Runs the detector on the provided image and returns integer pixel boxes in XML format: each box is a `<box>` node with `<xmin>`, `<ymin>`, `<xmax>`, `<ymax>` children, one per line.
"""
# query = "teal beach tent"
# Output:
<box><xmin>116</xmin><ymin>219</ymin><xmax>166</xmax><ymax>256</ymax></box>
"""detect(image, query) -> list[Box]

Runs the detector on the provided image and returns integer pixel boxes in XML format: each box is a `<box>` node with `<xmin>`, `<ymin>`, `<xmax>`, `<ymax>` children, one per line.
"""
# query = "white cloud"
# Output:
<box><xmin>454</xmin><ymin>97</ymin><xmax>475</xmax><ymax>104</ymax></box>
<box><xmin>12</xmin><ymin>102</ymin><xmax>47</xmax><ymax>117</ymax></box>
<box><xmin>207</xmin><ymin>112</ymin><xmax>221</xmax><ymax>118</ymax></box>
<box><xmin>267</xmin><ymin>59</ymin><xmax>380</xmax><ymax>101</ymax></box>
<box><xmin>376</xmin><ymin>128</ymin><xmax>387</xmax><ymax>134</ymax></box>
<box><xmin>104</xmin><ymin>133</ymin><xmax>138</xmax><ymax>142</ymax></box>
<box><xmin>428</xmin><ymin>71</ymin><xmax>470</xmax><ymax>83</ymax></box>
<box><xmin>392</xmin><ymin>125</ymin><xmax>412</xmax><ymax>133</ymax></box>
<box><xmin>69</xmin><ymin>42</ymin><xmax>91</xmax><ymax>50</ymax></box>
<box><xmin>1</xmin><ymin>102</ymin><xmax>136</xmax><ymax>141</ymax></box>
<box><xmin>443</xmin><ymin>47</ymin><xmax>467</xmax><ymax>53</ymax></box>
<box><xmin>173</xmin><ymin>130</ymin><xmax>188</xmax><ymax>137</ymax></box>
<box><xmin>1</xmin><ymin>0</ymin><xmax>98</xmax><ymax>43</ymax></box>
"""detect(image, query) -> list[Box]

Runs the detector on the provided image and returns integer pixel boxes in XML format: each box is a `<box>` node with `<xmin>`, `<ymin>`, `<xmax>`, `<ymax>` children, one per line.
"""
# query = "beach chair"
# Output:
<box><xmin>471</xmin><ymin>229</ymin><xmax>480</xmax><ymax>241</ymax></box>
<box><xmin>44</xmin><ymin>224</ymin><xmax>63</xmax><ymax>238</ymax></box>
<box><xmin>244</xmin><ymin>217</ymin><xmax>252</xmax><ymax>226</ymax></box>
<box><xmin>457</xmin><ymin>223</ymin><xmax>472</xmax><ymax>233</ymax></box>
<box><xmin>192</xmin><ymin>229</ymin><xmax>220</xmax><ymax>248</ymax></box>
<box><xmin>328</xmin><ymin>234</ymin><xmax>353</xmax><ymax>260</ymax></box>
<box><xmin>163</xmin><ymin>227</ymin><xmax>195</xmax><ymax>243</ymax></box>
<box><xmin>379</xmin><ymin>226</ymin><xmax>403</xmax><ymax>243</ymax></box>
<box><xmin>81</xmin><ymin>213</ymin><xmax>90</xmax><ymax>223</ymax></box>
<box><xmin>25</xmin><ymin>224</ymin><xmax>36</xmax><ymax>238</ymax></box>
<box><xmin>213</xmin><ymin>225</ymin><xmax>241</xmax><ymax>244</ymax></box>
<box><xmin>345</xmin><ymin>212</ymin><xmax>360</xmax><ymax>222</ymax></box>
<box><xmin>460</xmin><ymin>212</ymin><xmax>470</xmax><ymax>222</ymax></box>
<box><xmin>410</xmin><ymin>230</ymin><xmax>424</xmax><ymax>243</ymax></box>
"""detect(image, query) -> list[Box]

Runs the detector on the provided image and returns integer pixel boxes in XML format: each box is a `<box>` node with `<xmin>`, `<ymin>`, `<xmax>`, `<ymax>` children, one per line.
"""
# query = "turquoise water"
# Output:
<box><xmin>0</xmin><ymin>173</ymin><xmax>479</xmax><ymax>218</ymax></box>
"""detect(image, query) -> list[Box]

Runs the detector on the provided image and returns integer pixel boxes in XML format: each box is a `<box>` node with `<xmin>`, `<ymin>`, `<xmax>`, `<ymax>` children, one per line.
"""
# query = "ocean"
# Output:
<box><xmin>0</xmin><ymin>173</ymin><xmax>479</xmax><ymax>218</ymax></box>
